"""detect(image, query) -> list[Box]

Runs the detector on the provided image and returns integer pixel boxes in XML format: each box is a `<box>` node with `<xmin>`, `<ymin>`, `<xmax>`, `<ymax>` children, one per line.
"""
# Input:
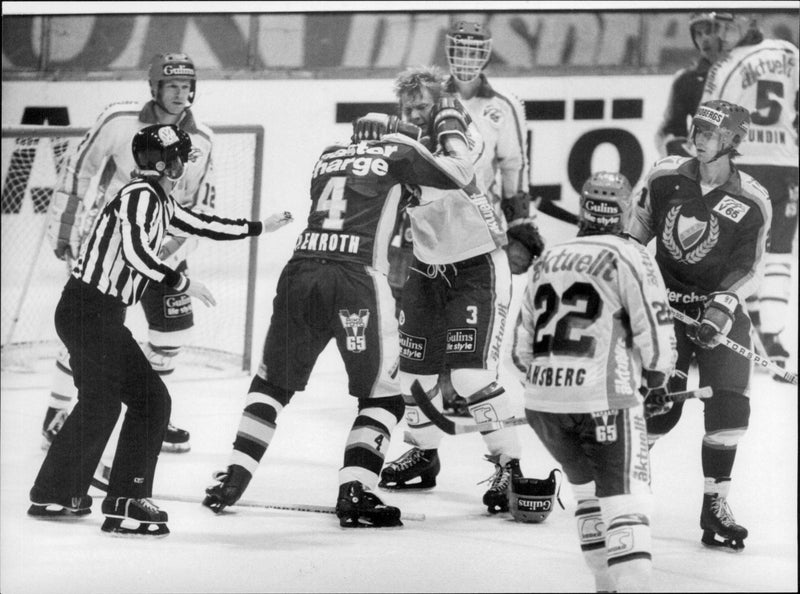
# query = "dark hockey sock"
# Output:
<box><xmin>342</xmin><ymin>396</ymin><xmax>404</xmax><ymax>479</ymax></box>
<box><xmin>701</xmin><ymin>443</ymin><xmax>737</xmax><ymax>478</ymax></box>
<box><xmin>232</xmin><ymin>375</ymin><xmax>293</xmax><ymax>464</ymax></box>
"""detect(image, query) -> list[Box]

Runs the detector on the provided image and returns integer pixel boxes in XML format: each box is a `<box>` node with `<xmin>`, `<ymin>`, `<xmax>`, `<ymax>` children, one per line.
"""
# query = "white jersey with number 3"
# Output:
<box><xmin>515</xmin><ymin>234</ymin><xmax>676</xmax><ymax>414</ymax></box>
<box><xmin>701</xmin><ymin>38</ymin><xmax>799</xmax><ymax>167</ymax></box>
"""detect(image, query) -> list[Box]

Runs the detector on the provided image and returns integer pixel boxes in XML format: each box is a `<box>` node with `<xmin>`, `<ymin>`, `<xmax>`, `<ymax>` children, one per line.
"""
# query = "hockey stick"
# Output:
<box><xmin>152</xmin><ymin>493</ymin><xmax>426</xmax><ymax>521</ymax></box>
<box><xmin>91</xmin><ymin>462</ymin><xmax>425</xmax><ymax>521</ymax></box>
<box><xmin>409</xmin><ymin>380</ymin><xmax>712</xmax><ymax>436</ymax></box>
<box><xmin>670</xmin><ymin>307</ymin><xmax>798</xmax><ymax>385</ymax></box>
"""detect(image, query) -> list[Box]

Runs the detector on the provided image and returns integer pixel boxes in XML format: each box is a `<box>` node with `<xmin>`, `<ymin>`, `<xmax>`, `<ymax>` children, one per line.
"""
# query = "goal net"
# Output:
<box><xmin>1</xmin><ymin>125</ymin><xmax>263</xmax><ymax>379</ymax></box>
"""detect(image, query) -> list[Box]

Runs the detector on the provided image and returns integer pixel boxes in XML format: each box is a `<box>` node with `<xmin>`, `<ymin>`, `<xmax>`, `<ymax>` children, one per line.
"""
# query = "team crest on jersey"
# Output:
<box><xmin>483</xmin><ymin>104</ymin><xmax>504</xmax><ymax>126</ymax></box>
<box><xmin>339</xmin><ymin>309</ymin><xmax>369</xmax><ymax>353</ymax></box>
<box><xmin>590</xmin><ymin>410</ymin><xmax>618</xmax><ymax>443</ymax></box>
<box><xmin>662</xmin><ymin>205</ymin><xmax>719</xmax><ymax>264</ymax></box>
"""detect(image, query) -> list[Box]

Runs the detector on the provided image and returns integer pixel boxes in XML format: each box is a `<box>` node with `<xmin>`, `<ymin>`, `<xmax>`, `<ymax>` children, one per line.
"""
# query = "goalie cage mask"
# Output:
<box><xmin>578</xmin><ymin>171</ymin><xmax>632</xmax><ymax>237</ymax></box>
<box><xmin>132</xmin><ymin>124</ymin><xmax>193</xmax><ymax>177</ymax></box>
<box><xmin>149</xmin><ymin>52</ymin><xmax>197</xmax><ymax>105</ymax></box>
<box><xmin>446</xmin><ymin>21</ymin><xmax>492</xmax><ymax>83</ymax></box>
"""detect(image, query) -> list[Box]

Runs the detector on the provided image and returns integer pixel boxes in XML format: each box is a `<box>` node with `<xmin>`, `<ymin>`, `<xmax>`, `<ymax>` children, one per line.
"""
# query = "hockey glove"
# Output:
<box><xmin>47</xmin><ymin>191</ymin><xmax>84</xmax><ymax>261</ymax></box>
<box><xmin>432</xmin><ymin>96</ymin><xmax>470</xmax><ymax>149</ymax></box>
<box><xmin>501</xmin><ymin>192</ymin><xmax>531</xmax><ymax>225</ymax></box>
<box><xmin>352</xmin><ymin>113</ymin><xmax>421</xmax><ymax>142</ymax></box>
<box><xmin>158</xmin><ymin>235</ymin><xmax>200</xmax><ymax>268</ymax></box>
<box><xmin>639</xmin><ymin>369</ymin><xmax>671</xmax><ymax>418</ymax></box>
<box><xmin>506</xmin><ymin>221</ymin><xmax>545</xmax><ymax>274</ymax></box>
<box><xmin>687</xmin><ymin>292</ymin><xmax>738</xmax><ymax>350</ymax></box>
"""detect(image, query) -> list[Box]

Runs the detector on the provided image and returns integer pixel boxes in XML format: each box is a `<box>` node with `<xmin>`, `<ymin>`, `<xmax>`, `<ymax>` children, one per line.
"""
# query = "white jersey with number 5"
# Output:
<box><xmin>514</xmin><ymin>234</ymin><xmax>676</xmax><ymax>414</ymax></box>
<box><xmin>701</xmin><ymin>38</ymin><xmax>799</xmax><ymax>167</ymax></box>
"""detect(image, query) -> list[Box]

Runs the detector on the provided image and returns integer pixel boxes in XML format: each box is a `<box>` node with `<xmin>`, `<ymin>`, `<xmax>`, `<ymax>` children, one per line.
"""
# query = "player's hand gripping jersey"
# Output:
<box><xmin>627</xmin><ymin>156</ymin><xmax>771</xmax><ymax>308</ymax></box>
<box><xmin>515</xmin><ymin>234</ymin><xmax>675</xmax><ymax>413</ymax></box>
<box><xmin>702</xmin><ymin>38</ymin><xmax>799</xmax><ymax>167</ymax></box>
<box><xmin>291</xmin><ymin>133</ymin><xmax>474</xmax><ymax>273</ymax></box>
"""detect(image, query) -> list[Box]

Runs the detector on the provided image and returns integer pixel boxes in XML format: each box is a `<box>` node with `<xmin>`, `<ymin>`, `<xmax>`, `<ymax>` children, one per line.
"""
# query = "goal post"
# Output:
<box><xmin>1</xmin><ymin>124</ymin><xmax>264</xmax><ymax>376</ymax></box>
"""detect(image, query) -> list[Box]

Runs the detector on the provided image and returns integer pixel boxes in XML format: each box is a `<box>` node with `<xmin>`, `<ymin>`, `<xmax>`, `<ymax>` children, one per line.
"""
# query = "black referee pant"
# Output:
<box><xmin>32</xmin><ymin>276</ymin><xmax>171</xmax><ymax>500</ymax></box>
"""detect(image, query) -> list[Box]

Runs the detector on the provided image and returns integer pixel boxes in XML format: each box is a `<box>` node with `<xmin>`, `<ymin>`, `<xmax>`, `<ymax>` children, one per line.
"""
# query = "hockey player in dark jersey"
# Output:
<box><xmin>28</xmin><ymin>125</ymin><xmax>292</xmax><ymax>536</ymax></box>
<box><xmin>202</xmin><ymin>100</ymin><xmax>477</xmax><ymax>528</ymax></box>
<box><xmin>628</xmin><ymin>100</ymin><xmax>771</xmax><ymax>551</ymax></box>
<box><xmin>655</xmin><ymin>12</ymin><xmax>735</xmax><ymax>158</ymax></box>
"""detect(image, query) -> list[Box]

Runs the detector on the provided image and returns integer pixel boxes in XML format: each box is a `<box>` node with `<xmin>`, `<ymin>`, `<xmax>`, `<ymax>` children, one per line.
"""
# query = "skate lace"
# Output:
<box><xmin>478</xmin><ymin>458</ymin><xmax>511</xmax><ymax>492</ymax></box>
<box><xmin>711</xmin><ymin>496</ymin><xmax>738</xmax><ymax>527</ymax></box>
<box><xmin>136</xmin><ymin>498</ymin><xmax>161</xmax><ymax>514</ymax></box>
<box><xmin>392</xmin><ymin>448</ymin><xmax>426</xmax><ymax>471</ymax></box>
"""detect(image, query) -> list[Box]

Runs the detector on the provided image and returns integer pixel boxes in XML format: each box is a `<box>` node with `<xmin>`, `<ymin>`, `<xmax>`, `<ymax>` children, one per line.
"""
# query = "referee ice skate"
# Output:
<box><xmin>28</xmin><ymin>124</ymin><xmax>292</xmax><ymax>536</ymax></box>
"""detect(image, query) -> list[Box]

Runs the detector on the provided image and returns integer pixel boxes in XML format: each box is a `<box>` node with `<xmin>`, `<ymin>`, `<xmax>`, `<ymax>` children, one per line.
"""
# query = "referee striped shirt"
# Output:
<box><xmin>73</xmin><ymin>177</ymin><xmax>262</xmax><ymax>305</ymax></box>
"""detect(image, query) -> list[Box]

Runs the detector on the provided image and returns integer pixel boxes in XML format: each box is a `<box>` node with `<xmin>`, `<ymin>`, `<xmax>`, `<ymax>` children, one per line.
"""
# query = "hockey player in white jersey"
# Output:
<box><xmin>42</xmin><ymin>52</ymin><xmax>215</xmax><ymax>452</ymax></box>
<box><xmin>514</xmin><ymin>172</ymin><xmax>676</xmax><ymax>592</ymax></box>
<box><xmin>701</xmin><ymin>15</ymin><xmax>799</xmax><ymax>376</ymax></box>
<box><xmin>437</xmin><ymin>20</ymin><xmax>543</xmax><ymax>416</ymax></box>
<box><xmin>378</xmin><ymin>67</ymin><xmax>528</xmax><ymax>514</ymax></box>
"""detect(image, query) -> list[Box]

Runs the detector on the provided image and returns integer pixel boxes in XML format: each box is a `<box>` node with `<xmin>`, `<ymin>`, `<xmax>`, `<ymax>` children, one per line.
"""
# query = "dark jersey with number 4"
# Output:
<box><xmin>291</xmin><ymin>135</ymin><xmax>472</xmax><ymax>275</ymax></box>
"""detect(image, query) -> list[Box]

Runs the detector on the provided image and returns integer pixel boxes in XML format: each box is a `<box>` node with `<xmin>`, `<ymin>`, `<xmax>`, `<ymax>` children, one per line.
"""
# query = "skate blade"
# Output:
<box><xmin>338</xmin><ymin>517</ymin><xmax>404</xmax><ymax>529</ymax></box>
<box><xmin>27</xmin><ymin>503</ymin><xmax>91</xmax><ymax>518</ymax></box>
<box><xmin>102</xmin><ymin>517</ymin><xmax>170</xmax><ymax>537</ymax></box>
<box><xmin>378</xmin><ymin>479</ymin><xmax>436</xmax><ymax>491</ymax></box>
<box><xmin>701</xmin><ymin>530</ymin><xmax>745</xmax><ymax>552</ymax></box>
<box><xmin>161</xmin><ymin>442</ymin><xmax>191</xmax><ymax>453</ymax></box>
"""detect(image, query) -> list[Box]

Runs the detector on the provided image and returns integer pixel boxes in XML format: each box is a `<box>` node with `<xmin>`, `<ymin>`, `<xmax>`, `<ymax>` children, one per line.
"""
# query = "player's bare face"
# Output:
<box><xmin>694</xmin><ymin>129</ymin><xmax>723</xmax><ymax>162</ymax></box>
<box><xmin>158</xmin><ymin>80</ymin><xmax>192</xmax><ymax>115</ymax></box>
<box><xmin>400</xmin><ymin>88</ymin><xmax>435</xmax><ymax>129</ymax></box>
<box><xmin>692</xmin><ymin>23</ymin><xmax>722</xmax><ymax>60</ymax></box>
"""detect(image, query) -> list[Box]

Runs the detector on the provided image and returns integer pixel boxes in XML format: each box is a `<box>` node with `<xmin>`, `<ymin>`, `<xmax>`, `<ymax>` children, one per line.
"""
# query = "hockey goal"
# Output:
<box><xmin>1</xmin><ymin>124</ymin><xmax>263</xmax><ymax>378</ymax></box>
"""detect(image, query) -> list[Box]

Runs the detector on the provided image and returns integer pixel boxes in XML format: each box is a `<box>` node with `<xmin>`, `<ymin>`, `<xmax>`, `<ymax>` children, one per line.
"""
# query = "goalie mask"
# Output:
<box><xmin>578</xmin><ymin>171</ymin><xmax>632</xmax><ymax>237</ymax></box>
<box><xmin>688</xmin><ymin>12</ymin><xmax>738</xmax><ymax>55</ymax></box>
<box><xmin>510</xmin><ymin>469</ymin><xmax>563</xmax><ymax>523</ymax></box>
<box><xmin>148</xmin><ymin>53</ymin><xmax>197</xmax><ymax>106</ymax></box>
<box><xmin>445</xmin><ymin>21</ymin><xmax>492</xmax><ymax>83</ymax></box>
<box><xmin>132</xmin><ymin>124</ymin><xmax>192</xmax><ymax>181</ymax></box>
<box><xmin>690</xmin><ymin>100</ymin><xmax>751</xmax><ymax>162</ymax></box>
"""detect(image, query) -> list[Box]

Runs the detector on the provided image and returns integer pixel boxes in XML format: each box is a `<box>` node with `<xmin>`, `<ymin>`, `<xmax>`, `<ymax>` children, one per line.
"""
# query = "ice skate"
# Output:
<box><xmin>28</xmin><ymin>487</ymin><xmax>92</xmax><ymax>518</ymax></box>
<box><xmin>480</xmin><ymin>455</ymin><xmax>522</xmax><ymax>514</ymax></box>
<box><xmin>762</xmin><ymin>333</ymin><xmax>791</xmax><ymax>383</ymax></box>
<box><xmin>700</xmin><ymin>493</ymin><xmax>748</xmax><ymax>551</ymax></box>
<box><xmin>336</xmin><ymin>481</ymin><xmax>402</xmax><ymax>528</ymax></box>
<box><xmin>40</xmin><ymin>407</ymin><xmax>68</xmax><ymax>451</ymax></box>
<box><xmin>202</xmin><ymin>464</ymin><xmax>252</xmax><ymax>513</ymax></box>
<box><xmin>101</xmin><ymin>496</ymin><xmax>169</xmax><ymax>537</ymax></box>
<box><xmin>161</xmin><ymin>422</ymin><xmax>191</xmax><ymax>453</ymax></box>
<box><xmin>379</xmin><ymin>447</ymin><xmax>440</xmax><ymax>490</ymax></box>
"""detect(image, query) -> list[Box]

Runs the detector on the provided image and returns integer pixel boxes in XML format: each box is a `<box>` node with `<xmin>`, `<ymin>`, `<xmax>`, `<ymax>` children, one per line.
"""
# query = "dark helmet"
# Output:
<box><xmin>148</xmin><ymin>53</ymin><xmax>197</xmax><ymax>105</ymax></box>
<box><xmin>578</xmin><ymin>172</ymin><xmax>633</xmax><ymax>236</ymax></box>
<box><xmin>132</xmin><ymin>124</ymin><xmax>192</xmax><ymax>174</ymax></box>
<box><xmin>445</xmin><ymin>21</ymin><xmax>492</xmax><ymax>83</ymax></box>
<box><xmin>690</xmin><ymin>100</ymin><xmax>751</xmax><ymax>160</ymax></box>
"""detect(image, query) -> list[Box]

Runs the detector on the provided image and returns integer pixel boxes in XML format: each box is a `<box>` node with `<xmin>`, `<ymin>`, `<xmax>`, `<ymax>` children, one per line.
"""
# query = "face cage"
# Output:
<box><xmin>446</xmin><ymin>35</ymin><xmax>492</xmax><ymax>83</ymax></box>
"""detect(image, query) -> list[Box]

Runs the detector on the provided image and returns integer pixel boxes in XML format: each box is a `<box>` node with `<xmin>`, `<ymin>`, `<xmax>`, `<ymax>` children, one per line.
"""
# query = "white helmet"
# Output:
<box><xmin>578</xmin><ymin>171</ymin><xmax>633</xmax><ymax>237</ymax></box>
<box><xmin>688</xmin><ymin>12</ymin><xmax>741</xmax><ymax>53</ymax></box>
<box><xmin>445</xmin><ymin>21</ymin><xmax>492</xmax><ymax>83</ymax></box>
